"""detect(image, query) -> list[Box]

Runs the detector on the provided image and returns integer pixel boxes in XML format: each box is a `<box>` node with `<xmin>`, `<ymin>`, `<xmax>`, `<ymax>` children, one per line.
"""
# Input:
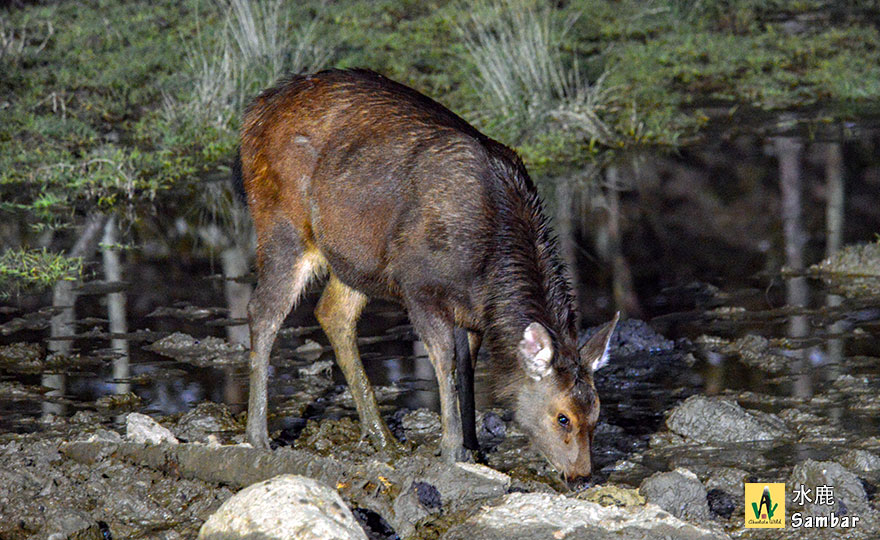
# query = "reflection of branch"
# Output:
<box><xmin>69</xmin><ymin>213</ymin><xmax>110</xmax><ymax>258</ymax></box>
<box><xmin>50</xmin><ymin>212</ymin><xmax>108</xmax><ymax>359</ymax></box>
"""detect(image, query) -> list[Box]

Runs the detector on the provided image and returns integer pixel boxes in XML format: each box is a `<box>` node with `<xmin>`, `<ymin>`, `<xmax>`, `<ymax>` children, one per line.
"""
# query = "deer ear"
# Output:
<box><xmin>580</xmin><ymin>312</ymin><xmax>619</xmax><ymax>372</ymax></box>
<box><xmin>519</xmin><ymin>322</ymin><xmax>554</xmax><ymax>381</ymax></box>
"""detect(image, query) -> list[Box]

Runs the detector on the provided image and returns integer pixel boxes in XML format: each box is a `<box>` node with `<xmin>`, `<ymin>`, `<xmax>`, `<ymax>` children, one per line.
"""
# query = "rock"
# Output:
<box><xmin>146</xmin><ymin>332</ymin><xmax>248</xmax><ymax>367</ymax></box>
<box><xmin>831</xmin><ymin>374</ymin><xmax>872</xmax><ymax>394</ymax></box>
<box><xmin>395</xmin><ymin>462</ymin><xmax>512</xmax><ymax>539</ymax></box>
<box><xmin>276</xmin><ymin>374</ymin><xmax>336</xmax><ymax>419</ymax></box>
<box><xmin>432</xmin><ymin>462</ymin><xmax>511</xmax><ymax>501</ymax></box>
<box><xmin>294</xmin><ymin>417</ymin><xmax>362</xmax><ymax>453</ymax></box>
<box><xmin>706</xmin><ymin>489</ymin><xmax>736</xmax><ymax>519</ymax></box>
<box><xmin>173</xmin><ymin>402</ymin><xmax>240</xmax><ymax>444</ymax></box>
<box><xmin>70</xmin><ymin>410</ymin><xmax>105</xmax><ymax>426</ymax></box>
<box><xmin>778</xmin><ymin>408</ymin><xmax>846</xmax><ymax>441</ymax></box>
<box><xmin>336</xmin><ymin>385</ymin><xmax>404</xmax><ymax>409</ymax></box>
<box><xmin>401</xmin><ymin>408</ymin><xmax>442</xmax><ymax>446</ymax></box>
<box><xmin>198</xmin><ymin>474</ymin><xmax>368</xmax><ymax>540</ymax></box>
<box><xmin>478</xmin><ymin>410</ymin><xmax>507</xmax><ymax>445</ymax></box>
<box><xmin>0</xmin><ymin>342</ymin><xmax>43</xmax><ymax>372</ymax></box>
<box><xmin>442</xmin><ymin>492</ymin><xmax>730</xmax><ymax>540</ymax></box>
<box><xmin>63</xmin><ymin>429</ymin><xmax>123</xmax><ymax>463</ymax></box>
<box><xmin>666</xmin><ymin>395</ymin><xmax>792</xmax><ymax>444</ymax></box>
<box><xmin>0</xmin><ymin>309</ymin><xmax>53</xmax><ymax>336</ymax></box>
<box><xmin>705</xmin><ymin>467</ymin><xmax>747</xmax><ymax>510</ymax></box>
<box><xmin>126</xmin><ymin>412</ymin><xmax>179</xmax><ymax>445</ymax></box>
<box><xmin>605</xmin><ymin>459</ymin><xmax>654</xmax><ymax>486</ymax></box>
<box><xmin>639</xmin><ymin>468</ymin><xmax>710</xmax><ymax>521</ymax></box>
<box><xmin>810</xmin><ymin>240</ymin><xmax>880</xmax><ymax>298</ymax></box>
<box><xmin>696</xmin><ymin>334</ymin><xmax>791</xmax><ymax>374</ymax></box>
<box><xmin>648</xmin><ymin>430</ymin><xmax>686</xmax><ymax>448</ymax></box>
<box><xmin>392</xmin><ymin>481</ymin><xmax>440</xmax><ymax>538</ymax></box>
<box><xmin>483</xmin><ymin>418</ymin><xmax>540</xmax><ymax>470</ymax></box>
<box><xmin>295</xmin><ymin>339</ymin><xmax>324</xmax><ymax>361</ymax></box>
<box><xmin>789</xmin><ymin>460</ymin><xmax>874</xmax><ymax>520</ymax></box>
<box><xmin>581</xmin><ymin>318</ymin><xmax>674</xmax><ymax>356</ymax></box>
<box><xmin>413</xmin><ymin>481</ymin><xmax>442</xmax><ymax>509</ymax></box>
<box><xmin>95</xmin><ymin>391</ymin><xmax>142</xmax><ymax>412</ymax></box>
<box><xmin>299</xmin><ymin>359</ymin><xmax>333</xmax><ymax>378</ymax></box>
<box><xmin>0</xmin><ymin>380</ymin><xmax>48</xmax><ymax>399</ymax></box>
<box><xmin>45</xmin><ymin>509</ymin><xmax>103</xmax><ymax>540</ymax></box>
<box><xmin>578</xmin><ymin>484</ymin><xmax>645</xmax><ymax>507</ymax></box>
<box><xmin>836</xmin><ymin>449</ymin><xmax>880</xmax><ymax>473</ymax></box>
<box><xmin>350</xmin><ymin>508</ymin><xmax>397</xmax><ymax>540</ymax></box>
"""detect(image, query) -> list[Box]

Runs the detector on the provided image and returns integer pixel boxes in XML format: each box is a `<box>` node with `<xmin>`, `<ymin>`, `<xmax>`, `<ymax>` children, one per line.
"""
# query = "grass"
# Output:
<box><xmin>163</xmin><ymin>0</ymin><xmax>333</xmax><ymax>137</ymax></box>
<box><xmin>0</xmin><ymin>248</ymin><xmax>82</xmax><ymax>299</ymax></box>
<box><xmin>1</xmin><ymin>1</ymin><xmax>202</xmax><ymax>229</ymax></box>
<box><xmin>3</xmin><ymin>0</ymin><xmax>880</xmax><ymax>292</ymax></box>
<box><xmin>457</xmin><ymin>0</ymin><xmax>614</xmax><ymax>170</ymax></box>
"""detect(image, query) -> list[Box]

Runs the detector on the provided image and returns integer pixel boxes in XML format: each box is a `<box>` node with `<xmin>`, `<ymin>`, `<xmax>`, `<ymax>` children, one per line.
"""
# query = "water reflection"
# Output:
<box><xmin>824</xmin><ymin>142</ymin><xmax>846</xmax><ymax>378</ymax></box>
<box><xmin>102</xmin><ymin>216</ymin><xmax>130</xmax><ymax>397</ymax></box>
<box><xmin>602</xmin><ymin>165</ymin><xmax>643</xmax><ymax>318</ymax></box>
<box><xmin>1</xmin><ymin>122</ymin><xmax>879</xmax><ymax>484</ymax></box>
<box><xmin>775</xmin><ymin>135</ymin><xmax>811</xmax><ymax>399</ymax></box>
<box><xmin>220</xmin><ymin>247</ymin><xmax>251</xmax><ymax>347</ymax></box>
<box><xmin>44</xmin><ymin>213</ymin><xmax>108</xmax><ymax>418</ymax></box>
<box><xmin>220</xmin><ymin>247</ymin><xmax>251</xmax><ymax>408</ymax></box>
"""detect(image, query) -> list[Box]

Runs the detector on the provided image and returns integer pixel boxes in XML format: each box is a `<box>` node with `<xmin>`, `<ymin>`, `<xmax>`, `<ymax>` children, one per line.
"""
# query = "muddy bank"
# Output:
<box><xmin>1</xmin><ymin>314</ymin><xmax>879</xmax><ymax>539</ymax></box>
<box><xmin>0</xmin><ymin>320</ymin><xmax>702</xmax><ymax>539</ymax></box>
<box><xmin>6</xmin><ymin>392</ymin><xmax>878</xmax><ymax>539</ymax></box>
<box><xmin>0</xmin><ymin>405</ymin><xmax>719</xmax><ymax>540</ymax></box>
<box><xmin>0</xmin><ymin>416</ymin><xmax>233</xmax><ymax>540</ymax></box>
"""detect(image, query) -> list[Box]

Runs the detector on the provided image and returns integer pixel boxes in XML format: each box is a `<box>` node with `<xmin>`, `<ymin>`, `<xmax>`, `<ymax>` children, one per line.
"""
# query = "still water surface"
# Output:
<box><xmin>1</xmin><ymin>120</ymin><xmax>879</xmax><ymax>481</ymax></box>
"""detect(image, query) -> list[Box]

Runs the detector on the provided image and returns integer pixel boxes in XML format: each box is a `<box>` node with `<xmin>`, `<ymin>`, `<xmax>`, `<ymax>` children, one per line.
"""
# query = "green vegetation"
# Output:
<box><xmin>2</xmin><ymin>0</ymin><xmax>880</xmax><ymax>293</ymax></box>
<box><xmin>458</xmin><ymin>1</ymin><xmax>614</xmax><ymax>170</ymax></box>
<box><xmin>0</xmin><ymin>248</ymin><xmax>82</xmax><ymax>298</ymax></box>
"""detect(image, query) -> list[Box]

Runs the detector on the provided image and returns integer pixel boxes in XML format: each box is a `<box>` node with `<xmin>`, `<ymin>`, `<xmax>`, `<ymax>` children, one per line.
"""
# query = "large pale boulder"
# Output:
<box><xmin>198</xmin><ymin>474</ymin><xmax>368</xmax><ymax>540</ymax></box>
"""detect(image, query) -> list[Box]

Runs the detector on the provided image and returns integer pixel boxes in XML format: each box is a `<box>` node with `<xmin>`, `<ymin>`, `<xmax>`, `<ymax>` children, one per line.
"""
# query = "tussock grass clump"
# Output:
<box><xmin>459</xmin><ymin>0</ymin><xmax>614</xmax><ymax>148</ymax></box>
<box><xmin>167</xmin><ymin>0</ymin><xmax>332</xmax><ymax>134</ymax></box>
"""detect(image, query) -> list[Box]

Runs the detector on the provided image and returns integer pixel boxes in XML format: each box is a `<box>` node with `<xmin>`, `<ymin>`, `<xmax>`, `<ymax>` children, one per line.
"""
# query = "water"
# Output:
<box><xmin>1</xmin><ymin>119</ymin><xmax>879</xmax><ymax>484</ymax></box>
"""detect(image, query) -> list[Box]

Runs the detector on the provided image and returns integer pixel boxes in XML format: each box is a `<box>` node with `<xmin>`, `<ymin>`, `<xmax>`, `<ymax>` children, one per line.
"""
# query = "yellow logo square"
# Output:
<box><xmin>745</xmin><ymin>483</ymin><xmax>785</xmax><ymax>528</ymax></box>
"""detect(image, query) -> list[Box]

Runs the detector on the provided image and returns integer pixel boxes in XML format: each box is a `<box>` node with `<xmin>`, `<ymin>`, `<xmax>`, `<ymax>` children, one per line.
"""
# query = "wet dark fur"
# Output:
<box><xmin>480</xmin><ymin>155</ymin><xmax>583</xmax><ymax>399</ymax></box>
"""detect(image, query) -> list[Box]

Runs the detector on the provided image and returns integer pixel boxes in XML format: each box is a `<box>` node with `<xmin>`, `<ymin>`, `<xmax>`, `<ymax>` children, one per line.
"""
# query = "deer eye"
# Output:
<box><xmin>557</xmin><ymin>413</ymin><xmax>570</xmax><ymax>428</ymax></box>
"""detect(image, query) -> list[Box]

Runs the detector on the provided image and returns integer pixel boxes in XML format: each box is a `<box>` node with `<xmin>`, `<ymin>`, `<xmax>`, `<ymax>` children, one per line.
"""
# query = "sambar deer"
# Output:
<box><xmin>238</xmin><ymin>68</ymin><xmax>618</xmax><ymax>483</ymax></box>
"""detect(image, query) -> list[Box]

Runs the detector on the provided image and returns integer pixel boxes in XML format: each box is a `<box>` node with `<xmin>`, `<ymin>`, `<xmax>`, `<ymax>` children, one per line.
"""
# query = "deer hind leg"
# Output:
<box><xmin>246</xmin><ymin>222</ymin><xmax>326</xmax><ymax>449</ymax></box>
<box><xmin>315</xmin><ymin>274</ymin><xmax>399</xmax><ymax>451</ymax></box>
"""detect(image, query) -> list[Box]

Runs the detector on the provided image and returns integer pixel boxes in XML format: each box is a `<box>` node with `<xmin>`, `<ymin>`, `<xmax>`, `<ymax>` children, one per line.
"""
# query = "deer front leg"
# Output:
<box><xmin>455</xmin><ymin>327</ymin><xmax>479</xmax><ymax>452</ymax></box>
<box><xmin>409</xmin><ymin>305</ymin><xmax>467</xmax><ymax>462</ymax></box>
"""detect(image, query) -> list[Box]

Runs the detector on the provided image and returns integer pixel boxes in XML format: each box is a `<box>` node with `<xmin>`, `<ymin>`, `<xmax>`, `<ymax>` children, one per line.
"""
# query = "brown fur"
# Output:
<box><xmin>239</xmin><ymin>69</ymin><xmax>614</xmax><ymax>480</ymax></box>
